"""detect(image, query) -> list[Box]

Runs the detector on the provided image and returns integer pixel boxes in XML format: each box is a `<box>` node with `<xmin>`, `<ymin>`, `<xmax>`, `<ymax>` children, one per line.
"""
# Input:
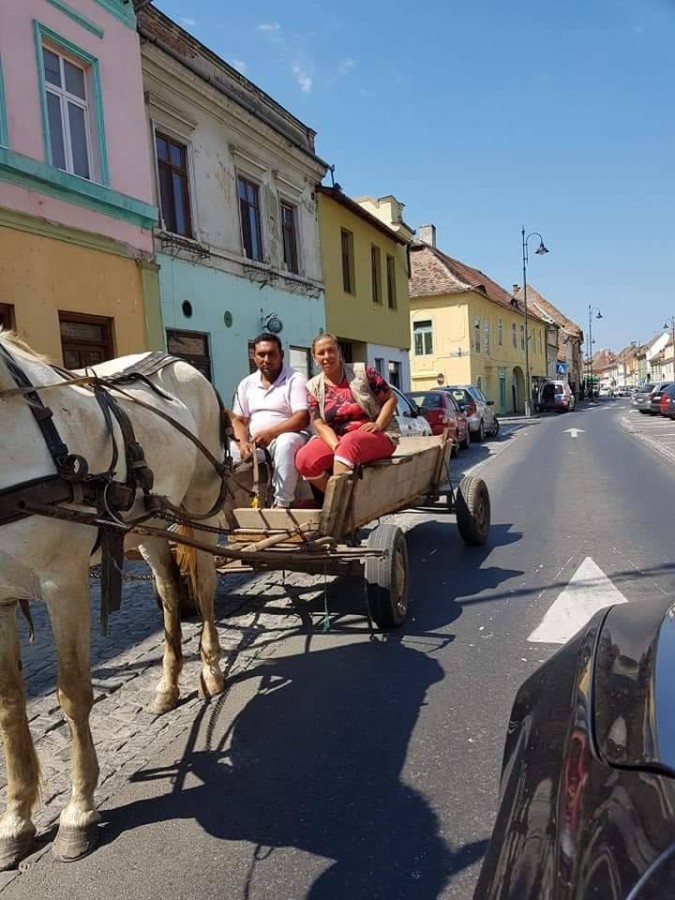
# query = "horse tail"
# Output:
<box><xmin>174</xmin><ymin>524</ymin><xmax>202</xmax><ymax>616</ymax></box>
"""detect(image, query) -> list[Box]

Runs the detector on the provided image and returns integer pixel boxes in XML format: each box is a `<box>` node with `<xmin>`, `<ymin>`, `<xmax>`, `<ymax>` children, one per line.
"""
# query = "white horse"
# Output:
<box><xmin>0</xmin><ymin>332</ymin><xmax>229</xmax><ymax>868</ymax></box>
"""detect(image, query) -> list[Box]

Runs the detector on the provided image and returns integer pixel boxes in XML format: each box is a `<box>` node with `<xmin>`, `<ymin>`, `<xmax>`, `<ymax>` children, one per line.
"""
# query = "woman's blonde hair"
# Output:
<box><xmin>311</xmin><ymin>332</ymin><xmax>342</xmax><ymax>357</ymax></box>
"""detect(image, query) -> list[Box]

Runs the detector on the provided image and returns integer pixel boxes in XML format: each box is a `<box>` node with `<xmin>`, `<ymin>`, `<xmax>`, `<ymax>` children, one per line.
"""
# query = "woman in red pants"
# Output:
<box><xmin>296</xmin><ymin>333</ymin><xmax>399</xmax><ymax>495</ymax></box>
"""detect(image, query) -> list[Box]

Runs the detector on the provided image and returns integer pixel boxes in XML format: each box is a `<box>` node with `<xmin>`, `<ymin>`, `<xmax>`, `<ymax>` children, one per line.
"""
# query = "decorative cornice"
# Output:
<box><xmin>0</xmin><ymin>204</ymin><xmax>152</xmax><ymax>260</ymax></box>
<box><xmin>0</xmin><ymin>147</ymin><xmax>158</xmax><ymax>230</ymax></box>
<box><xmin>45</xmin><ymin>0</ymin><xmax>105</xmax><ymax>38</ymax></box>
<box><xmin>92</xmin><ymin>0</ymin><xmax>136</xmax><ymax>28</ymax></box>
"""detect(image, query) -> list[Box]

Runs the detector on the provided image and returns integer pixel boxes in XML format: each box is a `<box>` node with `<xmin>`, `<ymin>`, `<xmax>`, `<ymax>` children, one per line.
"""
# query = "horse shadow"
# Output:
<box><xmin>104</xmin><ymin>639</ymin><xmax>488</xmax><ymax>898</ymax></box>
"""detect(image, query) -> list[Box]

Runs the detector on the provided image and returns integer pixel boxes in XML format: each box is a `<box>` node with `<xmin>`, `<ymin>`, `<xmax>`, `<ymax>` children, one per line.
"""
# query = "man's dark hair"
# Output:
<box><xmin>253</xmin><ymin>333</ymin><xmax>283</xmax><ymax>352</ymax></box>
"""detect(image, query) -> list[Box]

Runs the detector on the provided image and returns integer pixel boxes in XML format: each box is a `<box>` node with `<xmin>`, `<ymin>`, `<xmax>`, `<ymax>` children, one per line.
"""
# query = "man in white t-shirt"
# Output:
<box><xmin>231</xmin><ymin>334</ymin><xmax>310</xmax><ymax>507</ymax></box>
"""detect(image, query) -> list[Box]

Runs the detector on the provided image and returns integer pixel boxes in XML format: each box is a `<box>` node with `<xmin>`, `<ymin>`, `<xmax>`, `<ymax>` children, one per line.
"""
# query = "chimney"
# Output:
<box><xmin>512</xmin><ymin>284</ymin><xmax>520</xmax><ymax>295</ymax></box>
<box><xmin>419</xmin><ymin>224</ymin><xmax>436</xmax><ymax>248</ymax></box>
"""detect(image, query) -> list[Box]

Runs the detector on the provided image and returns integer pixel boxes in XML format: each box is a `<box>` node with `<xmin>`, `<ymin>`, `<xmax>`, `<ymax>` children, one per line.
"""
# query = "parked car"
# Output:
<box><xmin>631</xmin><ymin>382</ymin><xmax>673</xmax><ymax>414</ymax></box>
<box><xmin>405</xmin><ymin>390</ymin><xmax>470</xmax><ymax>453</ymax></box>
<box><xmin>598</xmin><ymin>386</ymin><xmax>615</xmax><ymax>398</ymax></box>
<box><xmin>441</xmin><ymin>385</ymin><xmax>499</xmax><ymax>441</ymax></box>
<box><xmin>659</xmin><ymin>383</ymin><xmax>675</xmax><ymax>418</ymax></box>
<box><xmin>539</xmin><ymin>380</ymin><xmax>576</xmax><ymax>412</ymax></box>
<box><xmin>390</xmin><ymin>386</ymin><xmax>432</xmax><ymax>437</ymax></box>
<box><xmin>474</xmin><ymin>592</ymin><xmax>675</xmax><ymax>900</ymax></box>
<box><xmin>649</xmin><ymin>381</ymin><xmax>674</xmax><ymax>415</ymax></box>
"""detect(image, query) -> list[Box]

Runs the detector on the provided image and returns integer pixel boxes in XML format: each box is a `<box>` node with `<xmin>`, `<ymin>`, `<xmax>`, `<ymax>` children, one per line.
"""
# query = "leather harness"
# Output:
<box><xmin>0</xmin><ymin>346</ymin><xmax>233</xmax><ymax>633</ymax></box>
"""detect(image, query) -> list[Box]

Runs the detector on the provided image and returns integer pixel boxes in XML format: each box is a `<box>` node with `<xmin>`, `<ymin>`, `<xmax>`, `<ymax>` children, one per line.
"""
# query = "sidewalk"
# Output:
<box><xmin>0</xmin><ymin>563</ymin><xmax>325</xmax><ymax>890</ymax></box>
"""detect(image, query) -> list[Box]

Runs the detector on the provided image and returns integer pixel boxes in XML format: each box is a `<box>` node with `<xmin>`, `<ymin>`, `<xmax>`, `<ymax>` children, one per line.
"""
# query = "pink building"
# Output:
<box><xmin>0</xmin><ymin>0</ymin><xmax>160</xmax><ymax>363</ymax></box>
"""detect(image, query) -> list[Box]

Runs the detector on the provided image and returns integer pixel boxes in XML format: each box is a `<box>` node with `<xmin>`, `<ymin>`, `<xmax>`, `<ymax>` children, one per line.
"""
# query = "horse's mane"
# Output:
<box><xmin>0</xmin><ymin>327</ymin><xmax>52</xmax><ymax>364</ymax></box>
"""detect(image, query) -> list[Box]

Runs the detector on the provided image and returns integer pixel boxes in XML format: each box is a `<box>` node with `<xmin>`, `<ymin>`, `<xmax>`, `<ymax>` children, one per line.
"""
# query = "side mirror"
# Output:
<box><xmin>487</xmin><ymin>400</ymin><xmax>494</xmax><ymax>406</ymax></box>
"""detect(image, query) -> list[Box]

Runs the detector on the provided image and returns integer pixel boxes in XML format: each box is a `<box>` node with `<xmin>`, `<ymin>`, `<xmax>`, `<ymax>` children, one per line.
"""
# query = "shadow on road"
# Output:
<box><xmin>104</xmin><ymin>639</ymin><xmax>488</xmax><ymax>898</ymax></box>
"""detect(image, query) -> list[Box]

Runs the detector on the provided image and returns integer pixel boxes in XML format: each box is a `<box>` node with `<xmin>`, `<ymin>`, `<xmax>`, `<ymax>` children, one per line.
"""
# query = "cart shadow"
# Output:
<box><xmin>281</xmin><ymin>521</ymin><xmax>524</xmax><ymax>637</ymax></box>
<box><xmin>102</xmin><ymin>639</ymin><xmax>489</xmax><ymax>898</ymax></box>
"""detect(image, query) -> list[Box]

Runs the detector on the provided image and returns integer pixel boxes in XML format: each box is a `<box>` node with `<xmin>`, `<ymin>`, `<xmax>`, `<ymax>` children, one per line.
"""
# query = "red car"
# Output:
<box><xmin>405</xmin><ymin>390</ymin><xmax>470</xmax><ymax>454</ymax></box>
<box><xmin>659</xmin><ymin>383</ymin><xmax>675</xmax><ymax>417</ymax></box>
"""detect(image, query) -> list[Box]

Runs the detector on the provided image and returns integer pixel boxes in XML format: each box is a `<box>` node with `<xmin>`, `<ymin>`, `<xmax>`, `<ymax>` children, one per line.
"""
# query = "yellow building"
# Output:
<box><xmin>317</xmin><ymin>187</ymin><xmax>412</xmax><ymax>389</ymax></box>
<box><xmin>0</xmin><ymin>214</ymin><xmax>159</xmax><ymax>365</ymax></box>
<box><xmin>409</xmin><ymin>229</ymin><xmax>547</xmax><ymax>414</ymax></box>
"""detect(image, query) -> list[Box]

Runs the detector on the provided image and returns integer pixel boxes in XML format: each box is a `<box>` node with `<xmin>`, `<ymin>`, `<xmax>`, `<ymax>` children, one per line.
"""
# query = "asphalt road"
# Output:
<box><xmin>5</xmin><ymin>400</ymin><xmax>675</xmax><ymax>900</ymax></box>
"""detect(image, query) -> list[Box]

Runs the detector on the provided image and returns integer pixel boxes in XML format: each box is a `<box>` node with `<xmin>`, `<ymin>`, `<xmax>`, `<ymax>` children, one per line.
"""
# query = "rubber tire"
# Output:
<box><xmin>455</xmin><ymin>475</ymin><xmax>491</xmax><ymax>546</ymax></box>
<box><xmin>492</xmin><ymin>417</ymin><xmax>500</xmax><ymax>436</ymax></box>
<box><xmin>364</xmin><ymin>524</ymin><xmax>409</xmax><ymax>628</ymax></box>
<box><xmin>451</xmin><ymin>439</ymin><xmax>459</xmax><ymax>458</ymax></box>
<box><xmin>476</xmin><ymin>419</ymin><xmax>485</xmax><ymax>442</ymax></box>
<box><xmin>462</xmin><ymin>428</ymin><xmax>471</xmax><ymax>451</ymax></box>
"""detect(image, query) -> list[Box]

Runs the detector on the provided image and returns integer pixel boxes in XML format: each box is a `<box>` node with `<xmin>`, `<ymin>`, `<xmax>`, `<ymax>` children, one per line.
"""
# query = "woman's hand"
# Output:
<box><xmin>359</xmin><ymin>421</ymin><xmax>382</xmax><ymax>433</ymax></box>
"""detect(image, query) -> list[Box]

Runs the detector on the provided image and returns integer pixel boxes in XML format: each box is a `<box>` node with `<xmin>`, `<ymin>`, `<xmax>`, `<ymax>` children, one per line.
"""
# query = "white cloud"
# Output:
<box><xmin>231</xmin><ymin>59</ymin><xmax>248</xmax><ymax>75</ymax></box>
<box><xmin>338</xmin><ymin>57</ymin><xmax>356</xmax><ymax>75</ymax></box>
<box><xmin>180</xmin><ymin>17</ymin><xmax>196</xmax><ymax>27</ymax></box>
<box><xmin>257</xmin><ymin>22</ymin><xmax>281</xmax><ymax>32</ymax></box>
<box><xmin>292</xmin><ymin>62</ymin><xmax>313</xmax><ymax>93</ymax></box>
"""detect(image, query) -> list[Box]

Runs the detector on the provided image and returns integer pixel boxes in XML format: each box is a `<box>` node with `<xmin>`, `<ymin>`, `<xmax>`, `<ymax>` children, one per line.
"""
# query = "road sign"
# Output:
<box><xmin>556</xmin><ymin>362</ymin><xmax>568</xmax><ymax>376</ymax></box>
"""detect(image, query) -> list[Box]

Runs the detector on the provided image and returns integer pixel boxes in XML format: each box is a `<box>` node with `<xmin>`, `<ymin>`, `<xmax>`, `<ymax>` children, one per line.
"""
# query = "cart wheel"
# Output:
<box><xmin>364</xmin><ymin>524</ymin><xmax>409</xmax><ymax>628</ymax></box>
<box><xmin>456</xmin><ymin>475</ymin><xmax>490</xmax><ymax>545</ymax></box>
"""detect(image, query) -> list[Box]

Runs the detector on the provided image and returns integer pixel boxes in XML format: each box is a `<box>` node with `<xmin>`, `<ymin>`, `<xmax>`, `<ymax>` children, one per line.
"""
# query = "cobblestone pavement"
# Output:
<box><xmin>0</xmin><ymin>561</ymin><xmax>331</xmax><ymax>891</ymax></box>
<box><xmin>0</xmin><ymin>433</ymin><xmax>522</xmax><ymax>891</ymax></box>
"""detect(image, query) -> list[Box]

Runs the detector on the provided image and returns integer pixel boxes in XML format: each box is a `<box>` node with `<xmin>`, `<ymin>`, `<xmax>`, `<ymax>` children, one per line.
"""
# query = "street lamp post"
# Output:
<box><xmin>587</xmin><ymin>305</ymin><xmax>602</xmax><ymax>398</ymax></box>
<box><xmin>664</xmin><ymin>318</ymin><xmax>675</xmax><ymax>382</ymax></box>
<box><xmin>521</xmin><ymin>227</ymin><xmax>549</xmax><ymax>417</ymax></box>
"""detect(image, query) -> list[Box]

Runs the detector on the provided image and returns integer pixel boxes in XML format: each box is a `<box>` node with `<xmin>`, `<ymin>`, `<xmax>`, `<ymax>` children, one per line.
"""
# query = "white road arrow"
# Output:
<box><xmin>528</xmin><ymin>557</ymin><xmax>628</xmax><ymax>644</ymax></box>
<box><xmin>564</xmin><ymin>428</ymin><xmax>585</xmax><ymax>438</ymax></box>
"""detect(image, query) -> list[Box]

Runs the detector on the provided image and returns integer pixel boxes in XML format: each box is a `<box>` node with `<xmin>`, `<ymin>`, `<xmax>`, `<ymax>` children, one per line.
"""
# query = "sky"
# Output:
<box><xmin>154</xmin><ymin>0</ymin><xmax>675</xmax><ymax>353</ymax></box>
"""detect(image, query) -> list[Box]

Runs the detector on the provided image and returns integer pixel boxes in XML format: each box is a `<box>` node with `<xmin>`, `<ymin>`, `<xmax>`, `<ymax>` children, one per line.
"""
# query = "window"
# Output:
<box><xmin>474</xmin><ymin>318</ymin><xmax>481</xmax><ymax>353</ymax></box>
<box><xmin>338</xmin><ymin>340</ymin><xmax>353</xmax><ymax>363</ymax></box>
<box><xmin>371</xmin><ymin>245</ymin><xmax>382</xmax><ymax>303</ymax></box>
<box><xmin>280</xmin><ymin>201</ymin><xmax>299</xmax><ymax>274</ymax></box>
<box><xmin>388</xmin><ymin>360</ymin><xmax>401</xmax><ymax>388</ymax></box>
<box><xmin>156</xmin><ymin>133</ymin><xmax>192</xmax><ymax>237</ymax></box>
<box><xmin>413</xmin><ymin>320</ymin><xmax>433</xmax><ymax>356</ymax></box>
<box><xmin>42</xmin><ymin>46</ymin><xmax>93</xmax><ymax>179</ymax></box>
<box><xmin>520</xmin><ymin>324</ymin><xmax>526</xmax><ymax>350</ymax></box>
<box><xmin>512</xmin><ymin>323</ymin><xmax>517</xmax><ymax>348</ymax></box>
<box><xmin>374</xmin><ymin>357</ymin><xmax>385</xmax><ymax>376</ymax></box>
<box><xmin>341</xmin><ymin>229</ymin><xmax>354</xmax><ymax>293</ymax></box>
<box><xmin>289</xmin><ymin>346</ymin><xmax>311</xmax><ymax>378</ymax></box>
<box><xmin>0</xmin><ymin>304</ymin><xmax>14</xmax><ymax>330</ymax></box>
<box><xmin>484</xmin><ymin>320</ymin><xmax>491</xmax><ymax>355</ymax></box>
<box><xmin>498</xmin><ymin>318</ymin><xmax>503</xmax><ymax>347</ymax></box>
<box><xmin>59</xmin><ymin>312</ymin><xmax>113</xmax><ymax>368</ymax></box>
<box><xmin>386</xmin><ymin>255</ymin><xmax>397</xmax><ymax>309</ymax></box>
<box><xmin>167</xmin><ymin>330</ymin><xmax>212</xmax><ymax>381</ymax></box>
<box><xmin>238</xmin><ymin>175</ymin><xmax>264</xmax><ymax>261</ymax></box>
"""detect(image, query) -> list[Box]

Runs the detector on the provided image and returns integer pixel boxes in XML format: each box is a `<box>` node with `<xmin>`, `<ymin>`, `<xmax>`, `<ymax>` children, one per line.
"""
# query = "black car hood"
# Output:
<box><xmin>594</xmin><ymin>593</ymin><xmax>675</xmax><ymax>775</ymax></box>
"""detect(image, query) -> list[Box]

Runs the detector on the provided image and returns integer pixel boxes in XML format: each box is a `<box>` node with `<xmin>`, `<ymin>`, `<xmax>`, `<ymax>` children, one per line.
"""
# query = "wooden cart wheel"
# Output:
<box><xmin>455</xmin><ymin>475</ymin><xmax>491</xmax><ymax>546</ymax></box>
<box><xmin>364</xmin><ymin>524</ymin><xmax>409</xmax><ymax>628</ymax></box>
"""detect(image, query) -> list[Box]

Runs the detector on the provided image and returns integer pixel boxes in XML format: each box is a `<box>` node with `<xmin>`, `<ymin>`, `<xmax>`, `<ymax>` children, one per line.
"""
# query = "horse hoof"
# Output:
<box><xmin>150</xmin><ymin>690</ymin><xmax>179</xmax><ymax>715</ymax></box>
<box><xmin>199</xmin><ymin>670</ymin><xmax>224</xmax><ymax>700</ymax></box>
<box><xmin>0</xmin><ymin>831</ymin><xmax>35</xmax><ymax>870</ymax></box>
<box><xmin>53</xmin><ymin>821</ymin><xmax>100</xmax><ymax>863</ymax></box>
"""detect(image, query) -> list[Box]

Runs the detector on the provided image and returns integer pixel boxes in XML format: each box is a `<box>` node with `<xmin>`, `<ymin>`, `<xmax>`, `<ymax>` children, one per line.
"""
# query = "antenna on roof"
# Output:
<box><xmin>328</xmin><ymin>164</ymin><xmax>336</xmax><ymax>188</ymax></box>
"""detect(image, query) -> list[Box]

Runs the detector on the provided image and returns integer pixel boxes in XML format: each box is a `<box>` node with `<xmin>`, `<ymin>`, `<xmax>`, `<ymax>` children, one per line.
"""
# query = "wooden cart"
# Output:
<box><xmin>218</xmin><ymin>435</ymin><xmax>490</xmax><ymax>629</ymax></box>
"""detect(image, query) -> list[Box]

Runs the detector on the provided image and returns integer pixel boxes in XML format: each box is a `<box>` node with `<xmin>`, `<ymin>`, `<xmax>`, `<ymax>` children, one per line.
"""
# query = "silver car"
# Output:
<box><xmin>442</xmin><ymin>385</ymin><xmax>498</xmax><ymax>441</ymax></box>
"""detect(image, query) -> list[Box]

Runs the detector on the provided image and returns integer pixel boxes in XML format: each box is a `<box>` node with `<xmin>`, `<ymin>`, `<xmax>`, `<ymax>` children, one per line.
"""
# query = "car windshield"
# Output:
<box><xmin>410</xmin><ymin>393</ymin><xmax>442</xmax><ymax>409</ymax></box>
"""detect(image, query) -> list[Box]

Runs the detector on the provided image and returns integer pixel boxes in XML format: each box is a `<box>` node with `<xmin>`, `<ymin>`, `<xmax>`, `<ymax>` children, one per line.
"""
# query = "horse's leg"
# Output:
<box><xmin>45</xmin><ymin>578</ymin><xmax>100</xmax><ymax>862</ymax></box>
<box><xmin>140</xmin><ymin>538</ymin><xmax>183</xmax><ymax>715</ymax></box>
<box><xmin>0</xmin><ymin>603</ymin><xmax>40</xmax><ymax>869</ymax></box>
<box><xmin>192</xmin><ymin>534</ymin><xmax>224</xmax><ymax>699</ymax></box>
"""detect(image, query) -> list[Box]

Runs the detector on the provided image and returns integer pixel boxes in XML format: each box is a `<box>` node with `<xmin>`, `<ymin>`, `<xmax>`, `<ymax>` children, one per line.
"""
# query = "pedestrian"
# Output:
<box><xmin>230</xmin><ymin>333</ymin><xmax>310</xmax><ymax>508</ymax></box>
<box><xmin>295</xmin><ymin>333</ymin><xmax>399</xmax><ymax>495</ymax></box>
